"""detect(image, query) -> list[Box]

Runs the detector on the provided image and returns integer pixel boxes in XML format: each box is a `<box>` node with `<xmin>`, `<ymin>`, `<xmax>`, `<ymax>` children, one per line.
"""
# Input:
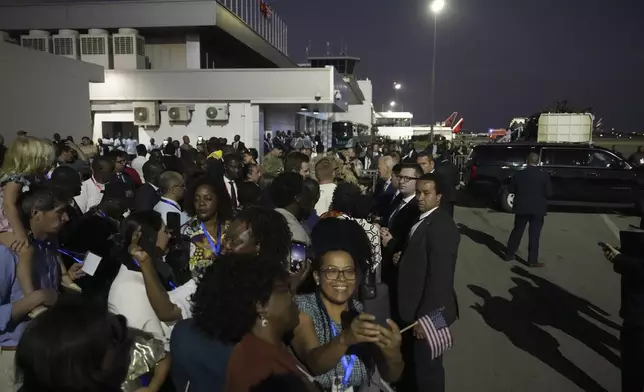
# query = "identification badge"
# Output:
<box><xmin>331</xmin><ymin>379</ymin><xmax>354</xmax><ymax>392</ymax></box>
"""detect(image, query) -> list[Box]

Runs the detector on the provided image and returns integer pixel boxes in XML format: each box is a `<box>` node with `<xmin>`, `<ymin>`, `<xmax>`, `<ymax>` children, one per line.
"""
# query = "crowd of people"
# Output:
<box><xmin>0</xmin><ymin>130</ymin><xmax>463</xmax><ymax>392</ymax></box>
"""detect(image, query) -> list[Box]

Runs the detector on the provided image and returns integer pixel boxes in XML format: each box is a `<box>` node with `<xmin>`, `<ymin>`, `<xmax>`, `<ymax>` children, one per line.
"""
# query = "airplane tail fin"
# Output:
<box><xmin>445</xmin><ymin>112</ymin><xmax>458</xmax><ymax>127</ymax></box>
<box><xmin>452</xmin><ymin>118</ymin><xmax>464</xmax><ymax>134</ymax></box>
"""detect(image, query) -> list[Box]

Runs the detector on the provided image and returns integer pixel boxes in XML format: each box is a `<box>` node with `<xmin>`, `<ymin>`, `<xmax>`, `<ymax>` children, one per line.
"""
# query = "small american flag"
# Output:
<box><xmin>418</xmin><ymin>309</ymin><xmax>453</xmax><ymax>360</ymax></box>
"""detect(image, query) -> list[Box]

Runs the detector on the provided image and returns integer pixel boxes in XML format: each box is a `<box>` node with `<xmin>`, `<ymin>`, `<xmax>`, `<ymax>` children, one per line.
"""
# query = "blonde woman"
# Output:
<box><xmin>0</xmin><ymin>137</ymin><xmax>62</xmax><ymax>316</ymax></box>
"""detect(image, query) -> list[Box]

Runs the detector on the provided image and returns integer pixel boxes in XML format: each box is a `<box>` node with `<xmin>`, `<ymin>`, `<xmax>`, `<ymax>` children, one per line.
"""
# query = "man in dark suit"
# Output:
<box><xmin>232</xmin><ymin>134</ymin><xmax>246</xmax><ymax>153</ymax></box>
<box><xmin>505</xmin><ymin>152</ymin><xmax>552</xmax><ymax>267</ymax></box>
<box><xmin>417</xmin><ymin>151</ymin><xmax>458</xmax><ymax>217</ymax></box>
<box><xmin>380</xmin><ymin>163</ymin><xmax>422</xmax><ymax>320</ymax></box>
<box><xmin>397</xmin><ymin>173</ymin><xmax>460</xmax><ymax>392</ymax></box>
<box><xmin>133</xmin><ymin>160</ymin><xmax>164</xmax><ymax>212</ymax></box>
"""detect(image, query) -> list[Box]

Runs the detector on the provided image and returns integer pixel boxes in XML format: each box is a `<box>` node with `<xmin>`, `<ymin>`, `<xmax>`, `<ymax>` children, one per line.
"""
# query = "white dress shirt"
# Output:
<box><xmin>131</xmin><ymin>155</ymin><xmax>148</xmax><ymax>182</ymax></box>
<box><xmin>74</xmin><ymin>176</ymin><xmax>105</xmax><ymax>213</ymax></box>
<box><xmin>124</xmin><ymin>138</ymin><xmax>138</xmax><ymax>156</ymax></box>
<box><xmin>409</xmin><ymin>206</ymin><xmax>439</xmax><ymax>239</ymax></box>
<box><xmin>315</xmin><ymin>183</ymin><xmax>336</xmax><ymax>215</ymax></box>
<box><xmin>108</xmin><ymin>265</ymin><xmax>196</xmax><ymax>350</ymax></box>
<box><xmin>275</xmin><ymin>208</ymin><xmax>311</xmax><ymax>246</ymax></box>
<box><xmin>153</xmin><ymin>197</ymin><xmax>189</xmax><ymax>226</ymax></box>
<box><xmin>224</xmin><ymin>175</ymin><xmax>239</xmax><ymax>206</ymax></box>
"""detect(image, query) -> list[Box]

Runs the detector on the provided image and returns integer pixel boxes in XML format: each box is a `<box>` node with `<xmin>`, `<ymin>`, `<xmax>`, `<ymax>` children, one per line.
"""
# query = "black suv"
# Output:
<box><xmin>463</xmin><ymin>142</ymin><xmax>644</xmax><ymax>212</ymax></box>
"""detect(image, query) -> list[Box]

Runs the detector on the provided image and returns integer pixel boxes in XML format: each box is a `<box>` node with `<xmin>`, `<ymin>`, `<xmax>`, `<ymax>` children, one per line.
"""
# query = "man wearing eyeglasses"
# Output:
<box><xmin>380</xmin><ymin>163</ymin><xmax>422</xmax><ymax>320</ymax></box>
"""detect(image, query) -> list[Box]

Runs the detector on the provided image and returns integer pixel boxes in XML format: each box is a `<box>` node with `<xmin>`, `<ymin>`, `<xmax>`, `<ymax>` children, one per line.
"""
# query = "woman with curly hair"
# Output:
<box><xmin>170</xmin><ymin>254</ymin><xmax>316</xmax><ymax>392</ymax></box>
<box><xmin>321</xmin><ymin>182</ymin><xmax>383</xmax><ymax>277</ymax></box>
<box><xmin>181</xmin><ymin>175</ymin><xmax>233</xmax><ymax>277</ymax></box>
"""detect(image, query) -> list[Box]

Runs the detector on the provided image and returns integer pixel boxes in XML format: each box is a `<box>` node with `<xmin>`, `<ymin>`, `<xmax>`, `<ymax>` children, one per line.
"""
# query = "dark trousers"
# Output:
<box><xmin>397</xmin><ymin>334</ymin><xmax>445</xmax><ymax>392</ymax></box>
<box><xmin>621</xmin><ymin>322</ymin><xmax>644</xmax><ymax>392</ymax></box>
<box><xmin>414</xmin><ymin>339</ymin><xmax>445</xmax><ymax>392</ymax></box>
<box><xmin>506</xmin><ymin>214</ymin><xmax>544</xmax><ymax>264</ymax></box>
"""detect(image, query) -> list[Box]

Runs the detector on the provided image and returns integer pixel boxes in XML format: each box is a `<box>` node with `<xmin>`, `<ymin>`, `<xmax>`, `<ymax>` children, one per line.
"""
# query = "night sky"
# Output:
<box><xmin>277</xmin><ymin>0</ymin><xmax>644</xmax><ymax>132</ymax></box>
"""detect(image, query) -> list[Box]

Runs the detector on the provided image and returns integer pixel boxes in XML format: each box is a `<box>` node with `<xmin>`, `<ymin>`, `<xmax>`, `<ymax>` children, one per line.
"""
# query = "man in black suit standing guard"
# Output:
<box><xmin>232</xmin><ymin>134</ymin><xmax>246</xmax><ymax>152</ymax></box>
<box><xmin>397</xmin><ymin>173</ymin><xmax>460</xmax><ymax>392</ymax></box>
<box><xmin>505</xmin><ymin>152</ymin><xmax>552</xmax><ymax>267</ymax></box>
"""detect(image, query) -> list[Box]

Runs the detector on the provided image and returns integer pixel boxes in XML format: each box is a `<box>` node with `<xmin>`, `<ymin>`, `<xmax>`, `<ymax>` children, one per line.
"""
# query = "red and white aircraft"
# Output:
<box><xmin>443</xmin><ymin>112</ymin><xmax>464</xmax><ymax>134</ymax></box>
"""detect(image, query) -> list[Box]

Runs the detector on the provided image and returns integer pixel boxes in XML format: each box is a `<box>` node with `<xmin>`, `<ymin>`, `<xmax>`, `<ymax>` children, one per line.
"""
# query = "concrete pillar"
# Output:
<box><xmin>186</xmin><ymin>33</ymin><xmax>201</xmax><ymax>69</ymax></box>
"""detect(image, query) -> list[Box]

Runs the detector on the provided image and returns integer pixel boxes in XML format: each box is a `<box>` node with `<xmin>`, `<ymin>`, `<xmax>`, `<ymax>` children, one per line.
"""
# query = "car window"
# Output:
<box><xmin>541</xmin><ymin>149</ymin><xmax>589</xmax><ymax>166</ymax></box>
<box><xmin>587</xmin><ymin>150</ymin><xmax>622</xmax><ymax>168</ymax></box>
<box><xmin>472</xmin><ymin>147</ymin><xmax>533</xmax><ymax>166</ymax></box>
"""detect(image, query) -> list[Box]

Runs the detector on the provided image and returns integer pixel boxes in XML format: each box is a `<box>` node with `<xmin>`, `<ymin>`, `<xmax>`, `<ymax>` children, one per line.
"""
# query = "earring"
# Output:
<box><xmin>261</xmin><ymin>316</ymin><xmax>269</xmax><ymax>327</ymax></box>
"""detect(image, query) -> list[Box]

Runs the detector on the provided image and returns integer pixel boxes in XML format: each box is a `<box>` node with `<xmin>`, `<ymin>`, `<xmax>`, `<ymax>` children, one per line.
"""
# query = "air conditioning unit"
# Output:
<box><xmin>113</xmin><ymin>28</ymin><xmax>146</xmax><ymax>70</ymax></box>
<box><xmin>80</xmin><ymin>29</ymin><xmax>112</xmax><ymax>69</ymax></box>
<box><xmin>133</xmin><ymin>102</ymin><xmax>159</xmax><ymax>127</ymax></box>
<box><xmin>168</xmin><ymin>106</ymin><xmax>191</xmax><ymax>122</ymax></box>
<box><xmin>53</xmin><ymin>29</ymin><xmax>80</xmax><ymax>60</ymax></box>
<box><xmin>20</xmin><ymin>30</ymin><xmax>52</xmax><ymax>53</ymax></box>
<box><xmin>205</xmin><ymin>104</ymin><xmax>230</xmax><ymax>122</ymax></box>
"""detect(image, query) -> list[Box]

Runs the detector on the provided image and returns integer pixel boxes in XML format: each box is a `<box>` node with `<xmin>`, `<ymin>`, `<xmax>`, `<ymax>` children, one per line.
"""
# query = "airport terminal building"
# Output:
<box><xmin>0</xmin><ymin>0</ymin><xmax>366</xmax><ymax>155</ymax></box>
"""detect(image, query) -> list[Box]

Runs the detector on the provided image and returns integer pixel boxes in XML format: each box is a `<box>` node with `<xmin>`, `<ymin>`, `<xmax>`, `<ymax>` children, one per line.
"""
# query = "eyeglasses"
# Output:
<box><xmin>397</xmin><ymin>175</ymin><xmax>418</xmax><ymax>183</ymax></box>
<box><xmin>321</xmin><ymin>267</ymin><xmax>357</xmax><ymax>281</ymax></box>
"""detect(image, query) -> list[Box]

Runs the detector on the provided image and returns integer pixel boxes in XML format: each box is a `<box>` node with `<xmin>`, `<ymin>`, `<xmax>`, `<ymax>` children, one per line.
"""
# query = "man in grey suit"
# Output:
<box><xmin>505</xmin><ymin>152</ymin><xmax>553</xmax><ymax>267</ymax></box>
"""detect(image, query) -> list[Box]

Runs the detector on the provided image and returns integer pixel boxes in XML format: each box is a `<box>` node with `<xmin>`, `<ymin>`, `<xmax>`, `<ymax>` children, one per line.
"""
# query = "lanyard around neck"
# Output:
<box><xmin>200</xmin><ymin>221</ymin><xmax>222</xmax><ymax>256</ymax></box>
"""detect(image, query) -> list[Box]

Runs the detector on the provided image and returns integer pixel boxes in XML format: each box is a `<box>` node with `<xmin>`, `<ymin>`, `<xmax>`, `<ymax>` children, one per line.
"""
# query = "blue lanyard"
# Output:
<box><xmin>57</xmin><ymin>248</ymin><xmax>85</xmax><ymax>264</ymax></box>
<box><xmin>160</xmin><ymin>199</ymin><xmax>181</xmax><ymax>211</ymax></box>
<box><xmin>131</xmin><ymin>258</ymin><xmax>176</xmax><ymax>290</ymax></box>
<box><xmin>329</xmin><ymin>322</ymin><xmax>357</xmax><ymax>387</ymax></box>
<box><xmin>200</xmin><ymin>221</ymin><xmax>222</xmax><ymax>256</ymax></box>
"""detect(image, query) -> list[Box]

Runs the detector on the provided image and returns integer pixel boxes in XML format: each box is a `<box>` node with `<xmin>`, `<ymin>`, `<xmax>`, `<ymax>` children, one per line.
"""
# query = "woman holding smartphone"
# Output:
<box><xmin>290</xmin><ymin>218</ymin><xmax>404</xmax><ymax>391</ymax></box>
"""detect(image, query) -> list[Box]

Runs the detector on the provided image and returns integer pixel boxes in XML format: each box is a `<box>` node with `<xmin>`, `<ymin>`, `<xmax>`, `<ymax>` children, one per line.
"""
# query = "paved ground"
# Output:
<box><xmin>444</xmin><ymin>202</ymin><xmax>639</xmax><ymax>392</ymax></box>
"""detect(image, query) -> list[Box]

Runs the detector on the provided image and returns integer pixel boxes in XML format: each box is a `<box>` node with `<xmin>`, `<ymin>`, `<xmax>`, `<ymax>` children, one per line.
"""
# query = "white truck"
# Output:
<box><xmin>537</xmin><ymin>113</ymin><xmax>594</xmax><ymax>143</ymax></box>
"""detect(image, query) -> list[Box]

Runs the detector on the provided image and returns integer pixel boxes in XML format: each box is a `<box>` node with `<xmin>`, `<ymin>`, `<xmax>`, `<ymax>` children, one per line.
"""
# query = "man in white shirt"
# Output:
<box><xmin>131</xmin><ymin>144</ymin><xmax>148</xmax><ymax>182</ymax></box>
<box><xmin>148</xmin><ymin>138</ymin><xmax>160</xmax><ymax>153</ymax></box>
<box><xmin>314</xmin><ymin>157</ymin><xmax>336</xmax><ymax>215</ymax></box>
<box><xmin>124</xmin><ymin>133</ymin><xmax>139</xmax><ymax>159</ymax></box>
<box><xmin>223</xmin><ymin>154</ymin><xmax>242</xmax><ymax>208</ymax></box>
<box><xmin>74</xmin><ymin>156</ymin><xmax>114</xmax><ymax>213</ymax></box>
<box><xmin>153</xmin><ymin>171</ymin><xmax>189</xmax><ymax>226</ymax></box>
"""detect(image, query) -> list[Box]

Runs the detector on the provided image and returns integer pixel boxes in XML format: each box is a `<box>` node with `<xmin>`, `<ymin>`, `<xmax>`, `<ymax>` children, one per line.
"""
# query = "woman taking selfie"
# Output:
<box><xmin>291</xmin><ymin>218</ymin><xmax>404</xmax><ymax>391</ymax></box>
<box><xmin>182</xmin><ymin>176</ymin><xmax>233</xmax><ymax>277</ymax></box>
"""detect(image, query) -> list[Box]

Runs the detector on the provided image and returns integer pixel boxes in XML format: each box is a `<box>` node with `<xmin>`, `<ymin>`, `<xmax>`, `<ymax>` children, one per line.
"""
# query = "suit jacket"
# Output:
<box><xmin>510</xmin><ymin>165</ymin><xmax>552</xmax><ymax>216</ymax></box>
<box><xmin>232</xmin><ymin>141</ymin><xmax>246</xmax><ymax>152</ymax></box>
<box><xmin>134</xmin><ymin>183</ymin><xmax>161</xmax><ymax>212</ymax></box>
<box><xmin>398</xmin><ymin>209</ymin><xmax>460</xmax><ymax>325</ymax></box>
<box><xmin>162</xmin><ymin>154</ymin><xmax>184</xmax><ymax>174</ymax></box>
<box><xmin>373</xmin><ymin>179</ymin><xmax>396</xmax><ymax>217</ymax></box>
<box><xmin>384</xmin><ymin>196</ymin><xmax>420</xmax><ymax>257</ymax></box>
<box><xmin>434</xmin><ymin>161</ymin><xmax>459</xmax><ymax>203</ymax></box>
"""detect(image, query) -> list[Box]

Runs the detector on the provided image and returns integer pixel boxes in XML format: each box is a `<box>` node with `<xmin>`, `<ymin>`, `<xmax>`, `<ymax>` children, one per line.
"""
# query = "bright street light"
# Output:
<box><xmin>394</xmin><ymin>82</ymin><xmax>402</xmax><ymax>90</ymax></box>
<box><xmin>430</xmin><ymin>0</ymin><xmax>445</xmax><ymax>14</ymax></box>
<box><xmin>389</xmin><ymin>101</ymin><xmax>396</xmax><ymax>107</ymax></box>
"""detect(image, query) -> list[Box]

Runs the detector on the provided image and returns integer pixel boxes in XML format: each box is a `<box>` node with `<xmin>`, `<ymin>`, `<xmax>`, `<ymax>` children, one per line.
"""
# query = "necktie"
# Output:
<box><xmin>229</xmin><ymin>181</ymin><xmax>238</xmax><ymax>208</ymax></box>
<box><xmin>388</xmin><ymin>200</ymin><xmax>405</xmax><ymax>229</ymax></box>
<box><xmin>118</xmin><ymin>173</ymin><xmax>125</xmax><ymax>183</ymax></box>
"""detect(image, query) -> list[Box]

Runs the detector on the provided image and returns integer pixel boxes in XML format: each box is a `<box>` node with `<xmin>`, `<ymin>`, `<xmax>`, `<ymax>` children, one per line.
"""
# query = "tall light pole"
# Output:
<box><xmin>393</xmin><ymin>82</ymin><xmax>402</xmax><ymax>111</ymax></box>
<box><xmin>429</xmin><ymin>0</ymin><xmax>445</xmax><ymax>129</ymax></box>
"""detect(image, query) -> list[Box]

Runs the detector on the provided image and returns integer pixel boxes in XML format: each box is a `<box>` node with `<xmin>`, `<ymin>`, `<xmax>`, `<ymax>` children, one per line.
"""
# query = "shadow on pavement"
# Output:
<box><xmin>457</xmin><ymin>223</ymin><xmax>528</xmax><ymax>265</ymax></box>
<box><xmin>468</xmin><ymin>269</ymin><xmax>620</xmax><ymax>392</ymax></box>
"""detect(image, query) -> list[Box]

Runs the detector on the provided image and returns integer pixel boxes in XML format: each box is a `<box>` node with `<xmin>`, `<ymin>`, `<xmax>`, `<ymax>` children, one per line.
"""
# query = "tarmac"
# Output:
<box><xmin>442</xmin><ymin>202</ymin><xmax>638</xmax><ymax>392</ymax></box>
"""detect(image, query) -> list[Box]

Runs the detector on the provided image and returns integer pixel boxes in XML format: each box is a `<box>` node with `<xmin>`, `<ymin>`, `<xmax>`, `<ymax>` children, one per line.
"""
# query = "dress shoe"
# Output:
<box><xmin>529</xmin><ymin>262</ymin><xmax>545</xmax><ymax>268</ymax></box>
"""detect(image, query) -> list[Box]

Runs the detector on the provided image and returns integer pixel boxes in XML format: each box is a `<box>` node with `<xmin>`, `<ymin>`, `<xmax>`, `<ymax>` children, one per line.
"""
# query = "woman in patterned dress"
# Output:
<box><xmin>182</xmin><ymin>176</ymin><xmax>233</xmax><ymax>277</ymax></box>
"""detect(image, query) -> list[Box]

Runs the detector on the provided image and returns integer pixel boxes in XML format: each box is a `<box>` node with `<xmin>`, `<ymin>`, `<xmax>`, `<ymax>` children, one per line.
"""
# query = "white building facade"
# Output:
<box><xmin>0</xmin><ymin>0</ymin><xmax>365</xmax><ymax>157</ymax></box>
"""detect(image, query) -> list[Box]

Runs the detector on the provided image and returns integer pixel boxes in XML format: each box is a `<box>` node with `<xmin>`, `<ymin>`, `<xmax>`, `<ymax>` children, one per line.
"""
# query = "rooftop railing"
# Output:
<box><xmin>217</xmin><ymin>0</ymin><xmax>288</xmax><ymax>55</ymax></box>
